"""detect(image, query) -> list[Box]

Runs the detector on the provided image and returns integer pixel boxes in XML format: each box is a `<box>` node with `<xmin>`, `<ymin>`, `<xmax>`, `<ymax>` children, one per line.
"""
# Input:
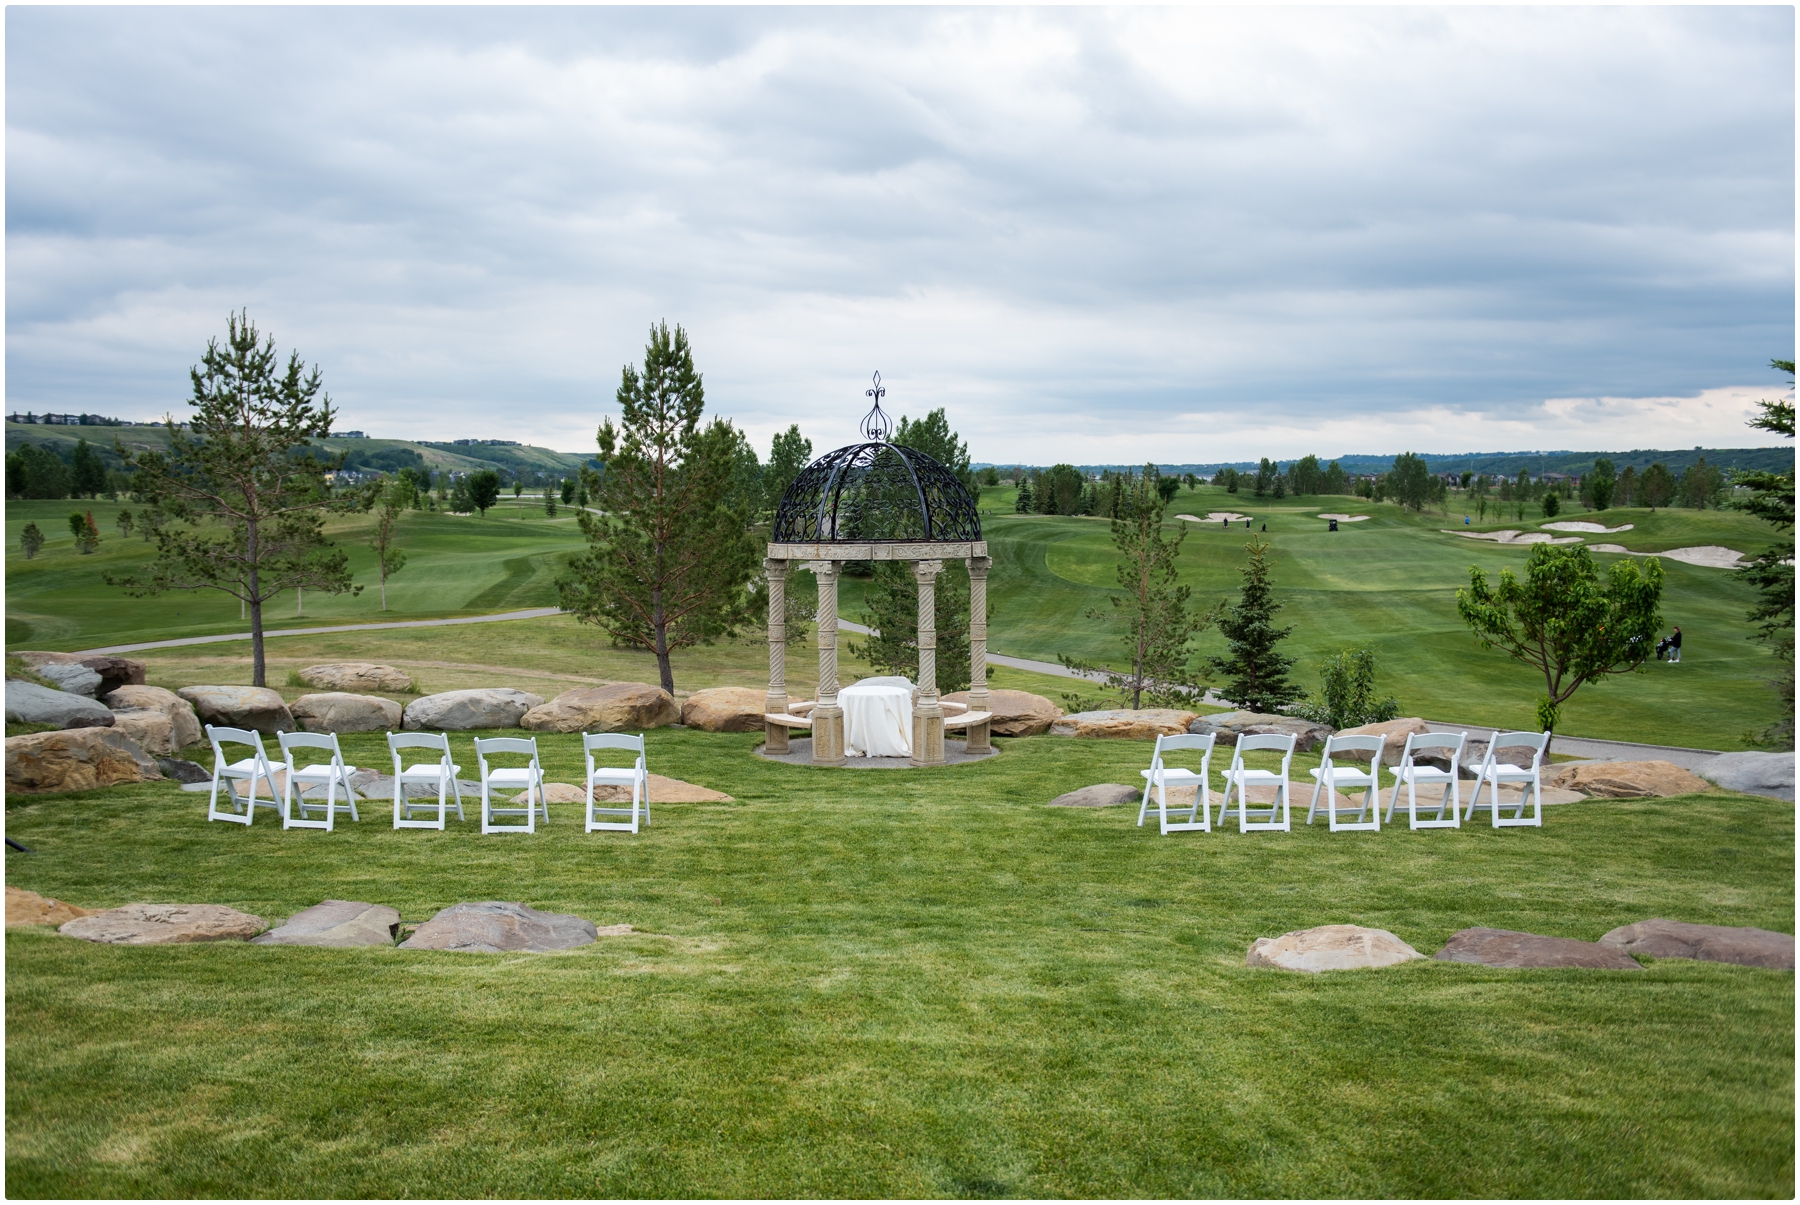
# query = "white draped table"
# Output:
<box><xmin>839</xmin><ymin>676</ymin><xmax>915</xmax><ymax>758</ymax></box>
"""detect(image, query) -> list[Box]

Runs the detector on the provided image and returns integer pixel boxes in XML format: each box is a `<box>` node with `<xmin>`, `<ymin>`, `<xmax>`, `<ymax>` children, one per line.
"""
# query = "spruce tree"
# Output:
<box><xmin>19</xmin><ymin>522</ymin><xmax>43</xmax><ymax>560</ymax></box>
<box><xmin>70</xmin><ymin>438</ymin><xmax>107</xmax><ymax>498</ymax></box>
<box><xmin>1206</xmin><ymin>538</ymin><xmax>1302</xmax><ymax>713</ymax></box>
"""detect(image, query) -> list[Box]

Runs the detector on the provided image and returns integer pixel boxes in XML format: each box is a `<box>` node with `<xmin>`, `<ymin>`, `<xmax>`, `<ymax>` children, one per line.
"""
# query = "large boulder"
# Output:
<box><xmin>6</xmin><ymin>727</ymin><xmax>162</xmax><ymax>794</ymax></box>
<box><xmin>1698</xmin><ymin>752</ymin><xmax>1795</xmax><ymax>802</ymax></box>
<box><xmin>1188</xmin><ymin>710</ymin><xmax>1334</xmax><ymax>753</ymax></box>
<box><xmin>397</xmin><ymin>901</ymin><xmax>598</xmax><ymax>953</ymax></box>
<box><xmin>1457</xmin><ymin>737</ymin><xmax>1541</xmax><ymax>776</ymax></box>
<box><xmin>6</xmin><ymin>886</ymin><xmax>98</xmax><ymax>926</ymax></box>
<box><xmin>1049</xmin><ymin>709</ymin><xmax>1199</xmax><ymax>740</ymax></box>
<box><xmin>292</xmin><ymin>692</ymin><xmax>403</xmax><ymax>734</ymax></box>
<box><xmin>1247</xmin><ymin>925</ymin><xmax>1425</xmax><ymax>973</ymax></box>
<box><xmin>942</xmin><ymin>689</ymin><xmax>1063</xmax><ymax>737</ymax></box>
<box><xmin>1047</xmin><ymin>784</ymin><xmax>1140</xmax><ymax>808</ymax></box>
<box><xmin>585</xmin><ymin>774</ymin><xmax>734</xmax><ymax>803</ymax></box>
<box><xmin>680</xmin><ymin>687</ymin><xmax>768</xmax><ymax>732</ymax></box>
<box><xmin>298</xmin><ymin>662</ymin><xmax>415</xmax><ymax>693</ymax></box>
<box><xmin>1547</xmin><ymin>760</ymin><xmax>1713</xmax><ymax>799</ymax></box>
<box><xmin>1434</xmin><ymin>927</ymin><xmax>1641</xmax><ymax>970</ymax></box>
<box><xmin>6</xmin><ymin>680</ymin><xmax>115</xmax><ymax>730</ymax></box>
<box><xmin>103</xmin><ymin>685</ymin><xmax>203</xmax><ymax>754</ymax></box>
<box><xmin>1598</xmin><ymin>919</ymin><xmax>1794</xmax><ymax>970</ymax></box>
<box><xmin>177</xmin><ymin>685</ymin><xmax>295</xmax><ymax>734</ymax></box>
<box><xmin>1336</xmin><ymin>717</ymin><xmax>1432</xmax><ymax>766</ymax></box>
<box><xmin>403</xmin><ymin>688</ymin><xmax>544</xmax><ymax>731</ymax></box>
<box><xmin>521</xmin><ymin>684</ymin><xmax>677</xmax><ymax>734</ymax></box>
<box><xmin>252</xmin><ymin>900</ymin><xmax>401</xmax><ymax>948</ymax></box>
<box><xmin>13</xmin><ymin>651</ymin><xmax>145</xmax><ymax>695</ymax></box>
<box><xmin>61</xmin><ymin>903</ymin><xmax>265</xmax><ymax>945</ymax></box>
<box><xmin>34</xmin><ymin>663</ymin><xmax>103</xmax><ymax>697</ymax></box>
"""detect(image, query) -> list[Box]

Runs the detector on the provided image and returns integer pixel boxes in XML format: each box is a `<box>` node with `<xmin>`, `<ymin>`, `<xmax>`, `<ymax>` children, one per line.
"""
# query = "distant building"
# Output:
<box><xmin>336</xmin><ymin>430</ymin><xmax>369</xmax><ymax>439</ymax></box>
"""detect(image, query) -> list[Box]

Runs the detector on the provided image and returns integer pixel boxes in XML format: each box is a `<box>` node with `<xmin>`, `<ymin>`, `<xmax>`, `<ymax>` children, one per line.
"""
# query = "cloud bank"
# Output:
<box><xmin>6</xmin><ymin>7</ymin><xmax>1793</xmax><ymax>462</ymax></box>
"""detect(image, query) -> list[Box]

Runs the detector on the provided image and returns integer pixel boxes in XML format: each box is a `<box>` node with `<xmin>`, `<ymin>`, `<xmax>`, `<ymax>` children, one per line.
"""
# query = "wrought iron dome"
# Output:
<box><xmin>771</xmin><ymin>373</ymin><xmax>982</xmax><ymax>544</ymax></box>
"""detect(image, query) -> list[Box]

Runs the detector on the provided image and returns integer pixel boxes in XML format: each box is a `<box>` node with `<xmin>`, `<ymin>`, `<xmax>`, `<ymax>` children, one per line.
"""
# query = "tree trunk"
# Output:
<box><xmin>652</xmin><ymin>586</ymin><xmax>674</xmax><ymax>694</ymax></box>
<box><xmin>247</xmin><ymin>522</ymin><xmax>265</xmax><ymax>686</ymax></box>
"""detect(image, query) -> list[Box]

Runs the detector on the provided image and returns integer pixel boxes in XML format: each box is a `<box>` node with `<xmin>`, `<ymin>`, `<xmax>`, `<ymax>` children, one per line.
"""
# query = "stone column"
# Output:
<box><xmin>763</xmin><ymin>558</ymin><xmax>791</xmax><ymax>755</ymax></box>
<box><xmin>808</xmin><ymin>560</ymin><xmax>846</xmax><ymax>765</ymax></box>
<box><xmin>912</xmin><ymin>559</ymin><xmax>946</xmax><ymax>766</ymax></box>
<box><xmin>964</xmin><ymin>555</ymin><xmax>992</xmax><ymax>754</ymax></box>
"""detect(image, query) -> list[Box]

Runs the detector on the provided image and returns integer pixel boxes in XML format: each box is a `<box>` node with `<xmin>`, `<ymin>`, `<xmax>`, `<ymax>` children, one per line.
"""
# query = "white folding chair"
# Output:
<box><xmin>388</xmin><ymin>731</ymin><xmax>465</xmax><ymax>830</ymax></box>
<box><xmin>276</xmin><ymin>731</ymin><xmax>359</xmax><ymax>832</ymax></box>
<box><xmin>1386</xmin><ymin>732</ymin><xmax>1467</xmax><ymax>830</ymax></box>
<box><xmin>584</xmin><ymin>733</ymin><xmax>650</xmax><ymax>833</ymax></box>
<box><xmin>204</xmin><ymin>725</ymin><xmax>281</xmax><ymax>826</ymax></box>
<box><xmin>1306</xmin><ymin>734</ymin><xmax>1386</xmax><ymax>832</ymax></box>
<box><xmin>476</xmin><ymin>735</ymin><xmax>547</xmax><ymax>835</ymax></box>
<box><xmin>1465</xmin><ymin>731</ymin><xmax>1551</xmax><ymax>828</ymax></box>
<box><xmin>1137</xmin><ymin>733</ymin><xmax>1216</xmax><ymax>834</ymax></box>
<box><xmin>1217</xmin><ymin>733</ymin><xmax>1297</xmax><ymax>833</ymax></box>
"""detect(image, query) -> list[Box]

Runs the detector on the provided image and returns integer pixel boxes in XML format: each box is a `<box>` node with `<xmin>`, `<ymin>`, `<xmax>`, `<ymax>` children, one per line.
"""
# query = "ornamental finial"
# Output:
<box><xmin>861</xmin><ymin>371</ymin><xmax>892</xmax><ymax>441</ymax></box>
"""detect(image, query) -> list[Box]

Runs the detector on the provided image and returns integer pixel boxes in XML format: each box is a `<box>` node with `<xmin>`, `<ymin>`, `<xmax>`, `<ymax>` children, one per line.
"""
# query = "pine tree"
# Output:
<box><xmin>1206</xmin><ymin>538</ymin><xmax>1302</xmax><ymax>713</ymax></box>
<box><xmin>70</xmin><ymin>438</ymin><xmax>107</xmax><ymax>498</ymax></box>
<box><xmin>1731</xmin><ymin>358</ymin><xmax>1795</xmax><ymax>747</ymax></box>
<box><xmin>764</xmin><ymin>424</ymin><xmax>813</xmax><ymax>520</ymax></box>
<box><xmin>557</xmin><ymin>322</ymin><xmax>759</xmax><ymax>693</ymax></box>
<box><xmin>20</xmin><ymin>522</ymin><xmax>44</xmax><ymax>559</ymax></box>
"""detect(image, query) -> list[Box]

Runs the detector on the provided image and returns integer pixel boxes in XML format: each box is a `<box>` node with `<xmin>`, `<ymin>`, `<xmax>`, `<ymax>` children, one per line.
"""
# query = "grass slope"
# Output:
<box><xmin>5</xmin><ymin>731</ymin><xmax>1792</xmax><ymax>1198</ymax></box>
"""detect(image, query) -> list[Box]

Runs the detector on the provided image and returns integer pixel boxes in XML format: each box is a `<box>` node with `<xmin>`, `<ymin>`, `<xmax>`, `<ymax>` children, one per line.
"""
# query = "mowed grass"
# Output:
<box><xmin>905</xmin><ymin>486</ymin><xmax>1784</xmax><ymax>749</ymax></box>
<box><xmin>5</xmin><ymin>729</ymin><xmax>1792</xmax><ymax>1198</ymax></box>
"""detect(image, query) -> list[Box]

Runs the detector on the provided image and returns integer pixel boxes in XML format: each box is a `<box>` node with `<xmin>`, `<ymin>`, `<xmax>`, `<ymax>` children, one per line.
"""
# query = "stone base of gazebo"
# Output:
<box><xmin>754</xmin><ymin>738</ymin><xmax>1000</xmax><ymax>769</ymax></box>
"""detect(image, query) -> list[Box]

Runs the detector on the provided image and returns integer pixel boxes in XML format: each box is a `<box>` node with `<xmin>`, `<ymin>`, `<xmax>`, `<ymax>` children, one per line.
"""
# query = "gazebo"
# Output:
<box><xmin>761</xmin><ymin>374</ymin><xmax>992</xmax><ymax>767</ymax></box>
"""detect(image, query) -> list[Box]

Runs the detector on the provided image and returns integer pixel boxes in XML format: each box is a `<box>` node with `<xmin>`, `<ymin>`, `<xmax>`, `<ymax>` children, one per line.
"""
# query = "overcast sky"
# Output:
<box><xmin>7</xmin><ymin>6</ymin><xmax>1794</xmax><ymax>464</ymax></box>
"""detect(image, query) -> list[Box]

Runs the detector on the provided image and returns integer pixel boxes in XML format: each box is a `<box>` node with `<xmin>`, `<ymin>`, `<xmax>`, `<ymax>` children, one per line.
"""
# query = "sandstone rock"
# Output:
<box><xmin>61</xmin><ymin>902</ymin><xmax>266</xmax><ymax>945</ymax></box>
<box><xmin>1546</xmin><ymin>760</ymin><xmax>1713</xmax><ymax>799</ymax></box>
<box><xmin>1047</xmin><ymin>783</ymin><xmax>1140</xmax><ymax>808</ymax></box>
<box><xmin>1598</xmin><ymin>918</ymin><xmax>1794</xmax><ymax>970</ymax></box>
<box><xmin>942</xmin><ymin>689</ymin><xmax>1063</xmax><ymax>737</ymax></box>
<box><xmin>108</xmin><ymin>709</ymin><xmax>177</xmax><ymax>756</ymax></box>
<box><xmin>1434</xmin><ymin>927</ymin><xmax>1641</xmax><ymax>970</ymax></box>
<box><xmin>1458</xmin><ymin>738</ymin><xmax>1541</xmax><ymax>776</ymax></box>
<box><xmin>292</xmin><ymin>692</ymin><xmax>403</xmax><ymax>734</ymax></box>
<box><xmin>1049</xmin><ymin>709</ymin><xmax>1200</xmax><ymax>740</ymax></box>
<box><xmin>402</xmin><ymin>688</ymin><xmax>544</xmax><ymax>731</ymax></box>
<box><xmin>587</xmin><ymin>774</ymin><xmax>733</xmax><ymax>803</ymax></box>
<box><xmin>252</xmin><ymin>900</ymin><xmax>401</xmax><ymax>948</ymax></box>
<box><xmin>105</xmin><ymin>685</ymin><xmax>204</xmax><ymax>753</ymax></box>
<box><xmin>298</xmin><ymin>662</ymin><xmax>415</xmax><ymax>693</ymax></box>
<box><xmin>35</xmin><ymin>662</ymin><xmax>103</xmax><ymax>696</ymax></box>
<box><xmin>7</xmin><ymin>727</ymin><xmax>162</xmax><ymax>794</ymax></box>
<box><xmin>1247</xmin><ymin>924</ymin><xmax>1425</xmax><ymax>972</ymax></box>
<box><xmin>1698</xmin><ymin>752</ymin><xmax>1795</xmax><ymax>802</ymax></box>
<box><xmin>397</xmin><ymin>901</ymin><xmax>597</xmax><ymax>953</ymax></box>
<box><xmin>680</xmin><ymin>687</ymin><xmax>768</xmax><ymax>733</ymax></box>
<box><xmin>512</xmin><ymin>782</ymin><xmax>589</xmax><ymax>805</ymax></box>
<box><xmin>521</xmin><ymin>683</ymin><xmax>677</xmax><ymax>734</ymax></box>
<box><xmin>177</xmin><ymin>685</ymin><xmax>295</xmax><ymax>734</ymax></box>
<box><xmin>1188</xmin><ymin>711</ymin><xmax>1334</xmax><ymax>752</ymax></box>
<box><xmin>6</xmin><ymin>680</ymin><xmax>116</xmax><ymax>729</ymax></box>
<box><xmin>1336</xmin><ymin>717</ymin><xmax>1432</xmax><ymax>766</ymax></box>
<box><xmin>157</xmin><ymin>757</ymin><xmax>211</xmax><ymax>784</ymax></box>
<box><xmin>13</xmin><ymin>651</ymin><xmax>146</xmax><ymax>694</ymax></box>
<box><xmin>6</xmin><ymin>886</ymin><xmax>98</xmax><ymax>926</ymax></box>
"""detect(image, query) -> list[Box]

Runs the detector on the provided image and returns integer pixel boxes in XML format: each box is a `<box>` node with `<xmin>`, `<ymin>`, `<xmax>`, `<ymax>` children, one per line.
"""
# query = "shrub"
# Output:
<box><xmin>1292</xmin><ymin>647</ymin><xmax>1400</xmax><ymax>730</ymax></box>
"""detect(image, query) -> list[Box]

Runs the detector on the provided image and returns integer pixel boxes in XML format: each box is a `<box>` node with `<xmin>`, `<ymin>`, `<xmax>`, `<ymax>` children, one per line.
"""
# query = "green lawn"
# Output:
<box><xmin>5</xmin><ymin>729</ymin><xmax>1792</xmax><ymax>1197</ymax></box>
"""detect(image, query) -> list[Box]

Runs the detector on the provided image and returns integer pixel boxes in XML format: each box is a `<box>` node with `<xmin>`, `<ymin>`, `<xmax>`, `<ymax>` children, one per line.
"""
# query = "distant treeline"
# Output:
<box><xmin>981</xmin><ymin>445</ymin><xmax>1792</xmax><ymax>479</ymax></box>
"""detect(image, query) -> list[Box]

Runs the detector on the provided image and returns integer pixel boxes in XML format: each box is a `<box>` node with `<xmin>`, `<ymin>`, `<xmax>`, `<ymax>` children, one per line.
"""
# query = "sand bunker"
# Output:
<box><xmin>1449</xmin><ymin>529</ymin><xmax>1584</xmax><ymax>546</ymax></box>
<box><xmin>1318</xmin><ymin>513</ymin><xmax>1370</xmax><ymax>522</ymax></box>
<box><xmin>1179</xmin><ymin>512</ymin><xmax>1251</xmax><ymax>523</ymax></box>
<box><xmin>1590</xmin><ymin>544</ymin><xmax>1748</xmax><ymax>569</ymax></box>
<box><xmin>1542</xmin><ymin>521</ymin><xmax>1634</xmax><ymax>534</ymax></box>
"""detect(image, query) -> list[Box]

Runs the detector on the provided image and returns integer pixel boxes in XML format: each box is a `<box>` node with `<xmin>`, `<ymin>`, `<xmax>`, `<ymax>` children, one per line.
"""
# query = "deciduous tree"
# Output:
<box><xmin>1456</xmin><ymin>543</ymin><xmax>1663</xmax><ymax>732</ymax></box>
<box><xmin>1639</xmin><ymin>462</ymin><xmax>1676</xmax><ymax>510</ymax></box>
<box><xmin>70</xmin><ymin>438</ymin><xmax>107</xmax><ymax>498</ymax></box>
<box><xmin>468</xmin><ymin>469</ymin><xmax>501</xmax><ymax>517</ymax></box>
<box><xmin>557</xmin><ymin>322</ymin><xmax>759</xmax><ymax>693</ymax></box>
<box><xmin>367</xmin><ymin>478</ymin><xmax>410</xmax><ymax>611</ymax></box>
<box><xmin>107</xmin><ymin>311</ymin><xmax>357</xmax><ymax>685</ymax></box>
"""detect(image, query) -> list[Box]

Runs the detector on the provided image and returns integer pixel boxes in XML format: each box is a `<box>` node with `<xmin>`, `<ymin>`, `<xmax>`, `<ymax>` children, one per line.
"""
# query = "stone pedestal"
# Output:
<box><xmin>809</xmin><ymin>560</ymin><xmax>846</xmax><ymax>767</ymax></box>
<box><xmin>811</xmin><ymin>705</ymin><xmax>846</xmax><ymax>764</ymax></box>
<box><xmin>764</xmin><ymin>558</ymin><xmax>791</xmax><ymax>755</ymax></box>
<box><xmin>964</xmin><ymin>555</ymin><xmax>992</xmax><ymax>754</ymax></box>
<box><xmin>911</xmin><ymin>560</ymin><xmax>946</xmax><ymax>767</ymax></box>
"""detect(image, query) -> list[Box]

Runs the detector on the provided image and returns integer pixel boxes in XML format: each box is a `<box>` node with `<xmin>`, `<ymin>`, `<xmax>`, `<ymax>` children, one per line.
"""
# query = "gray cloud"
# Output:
<box><xmin>6</xmin><ymin>7</ymin><xmax>1792</xmax><ymax>461</ymax></box>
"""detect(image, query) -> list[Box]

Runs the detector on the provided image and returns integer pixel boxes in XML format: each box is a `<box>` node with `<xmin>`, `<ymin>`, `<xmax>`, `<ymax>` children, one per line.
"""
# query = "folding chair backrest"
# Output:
<box><xmin>1237</xmin><ymin>733</ymin><xmax>1296</xmax><ymax>756</ymax></box>
<box><xmin>584</xmin><ymin>733</ymin><xmax>645</xmax><ymax>755</ymax></box>
<box><xmin>1322</xmin><ymin>734</ymin><xmax>1383</xmax><ymax>760</ymax></box>
<box><xmin>1152</xmin><ymin>733</ymin><xmax>1214</xmax><ymax>761</ymax></box>
<box><xmin>1403</xmin><ymin>732</ymin><xmax>1466</xmax><ymax>758</ymax></box>
<box><xmin>389</xmin><ymin>731</ymin><xmax>450</xmax><ymax>754</ymax></box>
<box><xmin>475</xmin><ymin>736</ymin><xmax>539</xmax><ymax>766</ymax></box>
<box><xmin>207</xmin><ymin>725</ymin><xmax>267</xmax><ymax>760</ymax></box>
<box><xmin>1489</xmin><ymin>731</ymin><xmax>1550</xmax><ymax>769</ymax></box>
<box><xmin>279</xmin><ymin>731</ymin><xmax>341</xmax><ymax>758</ymax></box>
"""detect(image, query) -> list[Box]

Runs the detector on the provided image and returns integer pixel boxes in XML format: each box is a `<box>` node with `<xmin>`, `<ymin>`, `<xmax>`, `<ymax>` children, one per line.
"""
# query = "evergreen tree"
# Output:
<box><xmin>1616</xmin><ymin>464</ymin><xmax>1637</xmax><ymax>507</ymax></box>
<box><xmin>106</xmin><ymin>311</ymin><xmax>357</xmax><ymax>685</ymax></box>
<box><xmin>1058</xmin><ymin>465</ymin><xmax>1209</xmax><ymax>708</ymax></box>
<box><xmin>1014</xmin><ymin>476</ymin><xmax>1034</xmax><ymax>513</ymax></box>
<box><xmin>543</xmin><ymin>486</ymin><xmax>557</xmax><ymax>517</ymax></box>
<box><xmin>764</xmin><ymin>424</ymin><xmax>813</xmax><ymax>520</ymax></box>
<box><xmin>893</xmin><ymin>408</ymin><xmax>975</xmax><ymax>496</ymax></box>
<box><xmin>557</xmin><ymin>322</ymin><xmax>759</xmax><ymax>693</ymax></box>
<box><xmin>1639</xmin><ymin>462</ymin><xmax>1676</xmax><ymax>510</ymax></box>
<box><xmin>117</xmin><ymin>509</ymin><xmax>134</xmax><ymax>539</ymax></box>
<box><xmin>1206</xmin><ymin>539</ymin><xmax>1302</xmax><ymax>713</ymax></box>
<box><xmin>19</xmin><ymin>522</ymin><xmax>43</xmax><ymax>560</ymax></box>
<box><xmin>9</xmin><ymin>443</ymin><xmax>70</xmax><ymax>499</ymax></box>
<box><xmin>70</xmin><ymin>438</ymin><xmax>107</xmax><ymax>498</ymax></box>
<box><xmin>1586</xmin><ymin>458</ymin><xmax>1617</xmax><ymax>510</ymax></box>
<box><xmin>1731</xmin><ymin>357</ymin><xmax>1795</xmax><ymax>747</ymax></box>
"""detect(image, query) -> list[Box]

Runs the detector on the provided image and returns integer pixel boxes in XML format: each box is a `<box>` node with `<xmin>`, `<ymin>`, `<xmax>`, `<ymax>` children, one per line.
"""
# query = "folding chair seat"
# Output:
<box><xmin>204</xmin><ymin>725</ymin><xmax>282</xmax><ymax>825</ymax></box>
<box><xmin>1465</xmin><ymin>731</ymin><xmax>1551</xmax><ymax>828</ymax></box>
<box><xmin>1137</xmin><ymin>732</ymin><xmax>1216</xmax><ymax>834</ymax></box>
<box><xmin>276</xmin><ymin>731</ymin><xmax>360</xmax><ymax>832</ymax></box>
<box><xmin>388</xmin><ymin>731</ymin><xmax>465</xmax><ymax>830</ymax></box>
<box><xmin>1306</xmin><ymin>734</ymin><xmax>1386</xmax><ymax>832</ymax></box>
<box><xmin>476</xmin><ymin>736</ymin><xmax>547</xmax><ymax>835</ymax></box>
<box><xmin>1386</xmin><ymin>731</ymin><xmax>1467</xmax><ymax>830</ymax></box>
<box><xmin>1217</xmin><ymin>733</ymin><xmax>1297</xmax><ymax>832</ymax></box>
<box><xmin>584</xmin><ymin>732</ymin><xmax>650</xmax><ymax>833</ymax></box>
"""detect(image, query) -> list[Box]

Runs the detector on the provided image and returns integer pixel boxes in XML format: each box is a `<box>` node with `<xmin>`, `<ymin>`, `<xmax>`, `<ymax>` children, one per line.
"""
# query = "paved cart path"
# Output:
<box><xmin>74</xmin><ymin>608</ymin><xmax>564</xmax><ymax>655</ymax></box>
